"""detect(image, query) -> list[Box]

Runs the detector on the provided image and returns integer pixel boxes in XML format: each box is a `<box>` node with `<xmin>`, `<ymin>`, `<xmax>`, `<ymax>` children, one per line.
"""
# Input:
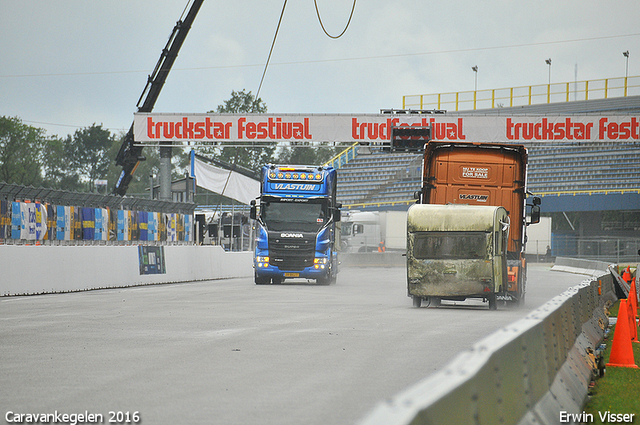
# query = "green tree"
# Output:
<box><xmin>213</xmin><ymin>89</ymin><xmax>267</xmax><ymax>114</ymax></box>
<box><xmin>201</xmin><ymin>89</ymin><xmax>275</xmax><ymax>172</ymax></box>
<box><xmin>39</xmin><ymin>124</ymin><xmax>120</xmax><ymax>192</ymax></box>
<box><xmin>0</xmin><ymin>116</ymin><xmax>44</xmax><ymax>186</ymax></box>
<box><xmin>41</xmin><ymin>135</ymin><xmax>83</xmax><ymax>191</ymax></box>
<box><xmin>68</xmin><ymin>124</ymin><xmax>116</xmax><ymax>184</ymax></box>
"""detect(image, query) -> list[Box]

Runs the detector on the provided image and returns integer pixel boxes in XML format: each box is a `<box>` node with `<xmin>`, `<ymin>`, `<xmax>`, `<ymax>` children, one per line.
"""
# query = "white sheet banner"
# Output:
<box><xmin>191</xmin><ymin>156</ymin><xmax>260</xmax><ymax>205</ymax></box>
<box><xmin>134</xmin><ymin>113</ymin><xmax>640</xmax><ymax>143</ymax></box>
<box><xmin>20</xmin><ymin>203</ymin><xmax>36</xmax><ymax>240</ymax></box>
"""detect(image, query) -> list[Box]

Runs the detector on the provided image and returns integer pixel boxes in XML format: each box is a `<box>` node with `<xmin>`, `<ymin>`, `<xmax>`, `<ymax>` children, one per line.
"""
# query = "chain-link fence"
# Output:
<box><xmin>0</xmin><ymin>182</ymin><xmax>196</xmax><ymax>245</ymax></box>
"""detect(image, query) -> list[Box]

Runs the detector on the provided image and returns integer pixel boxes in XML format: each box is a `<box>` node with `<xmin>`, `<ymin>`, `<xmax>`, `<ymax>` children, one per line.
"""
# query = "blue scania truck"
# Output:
<box><xmin>250</xmin><ymin>164</ymin><xmax>341</xmax><ymax>285</ymax></box>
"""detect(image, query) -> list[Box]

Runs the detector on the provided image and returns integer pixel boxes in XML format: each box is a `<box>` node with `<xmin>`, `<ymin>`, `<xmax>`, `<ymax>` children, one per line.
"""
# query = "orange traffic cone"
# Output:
<box><xmin>607</xmin><ymin>299</ymin><xmax>638</xmax><ymax>369</ymax></box>
<box><xmin>629</xmin><ymin>279</ymin><xmax>639</xmax><ymax>343</ymax></box>
<box><xmin>622</xmin><ymin>266</ymin><xmax>632</xmax><ymax>284</ymax></box>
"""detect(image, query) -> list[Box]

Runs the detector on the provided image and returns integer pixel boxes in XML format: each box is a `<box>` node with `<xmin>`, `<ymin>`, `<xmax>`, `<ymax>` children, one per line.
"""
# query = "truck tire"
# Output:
<box><xmin>317</xmin><ymin>275</ymin><xmax>330</xmax><ymax>285</ymax></box>
<box><xmin>254</xmin><ymin>272</ymin><xmax>270</xmax><ymax>285</ymax></box>
<box><xmin>488</xmin><ymin>294</ymin><xmax>498</xmax><ymax>310</ymax></box>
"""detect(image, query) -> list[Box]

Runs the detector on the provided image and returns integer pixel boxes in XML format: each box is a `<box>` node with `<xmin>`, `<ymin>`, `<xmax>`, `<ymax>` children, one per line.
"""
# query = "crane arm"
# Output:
<box><xmin>113</xmin><ymin>0</ymin><xmax>204</xmax><ymax>196</ymax></box>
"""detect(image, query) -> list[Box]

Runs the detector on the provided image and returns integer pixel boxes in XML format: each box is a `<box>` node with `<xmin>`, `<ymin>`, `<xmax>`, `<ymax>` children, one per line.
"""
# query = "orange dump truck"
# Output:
<box><xmin>404</xmin><ymin>140</ymin><xmax>540</xmax><ymax>309</ymax></box>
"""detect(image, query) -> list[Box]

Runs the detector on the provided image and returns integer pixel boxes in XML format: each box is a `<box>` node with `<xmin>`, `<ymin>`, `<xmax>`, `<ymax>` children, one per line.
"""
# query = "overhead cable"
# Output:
<box><xmin>314</xmin><ymin>0</ymin><xmax>357</xmax><ymax>39</ymax></box>
<box><xmin>255</xmin><ymin>0</ymin><xmax>288</xmax><ymax>107</ymax></box>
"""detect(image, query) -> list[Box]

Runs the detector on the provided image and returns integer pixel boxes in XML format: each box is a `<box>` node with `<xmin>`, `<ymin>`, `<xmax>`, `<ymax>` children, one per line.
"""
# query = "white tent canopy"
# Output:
<box><xmin>189</xmin><ymin>152</ymin><xmax>260</xmax><ymax>205</ymax></box>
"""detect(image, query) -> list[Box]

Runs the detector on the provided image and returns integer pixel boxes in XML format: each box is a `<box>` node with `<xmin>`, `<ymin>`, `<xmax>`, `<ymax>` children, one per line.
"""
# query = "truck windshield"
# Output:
<box><xmin>413</xmin><ymin>231</ymin><xmax>488</xmax><ymax>260</ymax></box>
<box><xmin>261</xmin><ymin>199</ymin><xmax>327</xmax><ymax>232</ymax></box>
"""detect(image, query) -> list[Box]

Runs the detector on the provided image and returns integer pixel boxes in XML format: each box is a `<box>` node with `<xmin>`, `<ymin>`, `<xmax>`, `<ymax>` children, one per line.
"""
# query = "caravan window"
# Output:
<box><xmin>413</xmin><ymin>231</ymin><xmax>489</xmax><ymax>260</ymax></box>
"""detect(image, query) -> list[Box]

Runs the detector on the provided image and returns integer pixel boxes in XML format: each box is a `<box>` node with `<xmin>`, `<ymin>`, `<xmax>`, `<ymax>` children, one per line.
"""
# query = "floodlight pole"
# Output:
<box><xmin>545</xmin><ymin>58</ymin><xmax>552</xmax><ymax>102</ymax></box>
<box><xmin>623</xmin><ymin>51</ymin><xmax>630</xmax><ymax>96</ymax></box>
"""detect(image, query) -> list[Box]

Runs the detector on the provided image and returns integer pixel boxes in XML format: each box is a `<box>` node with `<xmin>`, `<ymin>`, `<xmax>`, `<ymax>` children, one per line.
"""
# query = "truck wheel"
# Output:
<box><xmin>506</xmin><ymin>293</ymin><xmax>525</xmax><ymax>307</ymax></box>
<box><xmin>412</xmin><ymin>296</ymin><xmax>422</xmax><ymax>308</ymax></box>
<box><xmin>427</xmin><ymin>297</ymin><xmax>441</xmax><ymax>307</ymax></box>
<box><xmin>488</xmin><ymin>294</ymin><xmax>498</xmax><ymax>310</ymax></box>
<box><xmin>255</xmin><ymin>272</ymin><xmax>270</xmax><ymax>285</ymax></box>
<box><xmin>317</xmin><ymin>276</ymin><xmax>330</xmax><ymax>285</ymax></box>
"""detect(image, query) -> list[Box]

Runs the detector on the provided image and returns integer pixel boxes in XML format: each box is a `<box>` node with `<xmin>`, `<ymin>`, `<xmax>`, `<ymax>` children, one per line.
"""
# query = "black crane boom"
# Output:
<box><xmin>113</xmin><ymin>0</ymin><xmax>204</xmax><ymax>196</ymax></box>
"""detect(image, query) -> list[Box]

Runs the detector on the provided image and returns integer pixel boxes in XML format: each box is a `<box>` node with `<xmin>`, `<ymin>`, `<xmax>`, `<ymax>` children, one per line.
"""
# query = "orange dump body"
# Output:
<box><xmin>421</xmin><ymin>141</ymin><xmax>528</xmax><ymax>258</ymax></box>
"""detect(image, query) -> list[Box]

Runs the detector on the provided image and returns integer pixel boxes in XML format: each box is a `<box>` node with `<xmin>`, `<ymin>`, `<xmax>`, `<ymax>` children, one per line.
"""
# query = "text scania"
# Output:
<box><xmin>506</xmin><ymin>117</ymin><xmax>640</xmax><ymax>141</ymax></box>
<box><xmin>145</xmin><ymin>117</ymin><xmax>312</xmax><ymax>140</ymax></box>
<box><xmin>351</xmin><ymin>118</ymin><xmax>466</xmax><ymax>140</ymax></box>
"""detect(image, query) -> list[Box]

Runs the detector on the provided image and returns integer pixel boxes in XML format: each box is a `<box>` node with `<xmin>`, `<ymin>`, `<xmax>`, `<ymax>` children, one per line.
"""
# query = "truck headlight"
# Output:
<box><xmin>314</xmin><ymin>257</ymin><xmax>328</xmax><ymax>269</ymax></box>
<box><xmin>256</xmin><ymin>256</ymin><xmax>269</xmax><ymax>267</ymax></box>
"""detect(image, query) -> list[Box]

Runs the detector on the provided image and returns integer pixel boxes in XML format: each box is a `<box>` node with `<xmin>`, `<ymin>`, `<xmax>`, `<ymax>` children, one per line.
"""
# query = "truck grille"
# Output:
<box><xmin>269</xmin><ymin>233</ymin><xmax>315</xmax><ymax>271</ymax></box>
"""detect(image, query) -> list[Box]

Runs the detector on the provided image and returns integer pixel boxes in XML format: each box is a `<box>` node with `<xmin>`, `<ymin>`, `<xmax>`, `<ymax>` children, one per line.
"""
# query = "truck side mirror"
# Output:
<box><xmin>333</xmin><ymin>208</ymin><xmax>341</xmax><ymax>222</ymax></box>
<box><xmin>250</xmin><ymin>200</ymin><xmax>257</xmax><ymax>220</ymax></box>
<box><xmin>529</xmin><ymin>205</ymin><xmax>540</xmax><ymax>225</ymax></box>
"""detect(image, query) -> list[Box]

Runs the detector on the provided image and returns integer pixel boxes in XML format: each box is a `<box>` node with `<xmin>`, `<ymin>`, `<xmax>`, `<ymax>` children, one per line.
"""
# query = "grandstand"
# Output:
<box><xmin>336</xmin><ymin>150</ymin><xmax>421</xmax><ymax>207</ymax></box>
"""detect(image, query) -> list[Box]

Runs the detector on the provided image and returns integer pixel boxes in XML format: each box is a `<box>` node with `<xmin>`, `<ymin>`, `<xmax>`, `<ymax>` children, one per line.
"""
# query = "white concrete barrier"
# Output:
<box><xmin>551</xmin><ymin>256</ymin><xmax>613</xmax><ymax>276</ymax></box>
<box><xmin>358</xmin><ymin>263</ymin><xmax>617</xmax><ymax>425</ymax></box>
<box><xmin>0</xmin><ymin>245</ymin><xmax>253</xmax><ymax>296</ymax></box>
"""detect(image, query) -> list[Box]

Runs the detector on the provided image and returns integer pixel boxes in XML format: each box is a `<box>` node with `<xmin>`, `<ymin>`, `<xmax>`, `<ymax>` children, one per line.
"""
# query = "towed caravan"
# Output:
<box><xmin>407</xmin><ymin>204</ymin><xmax>510</xmax><ymax>310</ymax></box>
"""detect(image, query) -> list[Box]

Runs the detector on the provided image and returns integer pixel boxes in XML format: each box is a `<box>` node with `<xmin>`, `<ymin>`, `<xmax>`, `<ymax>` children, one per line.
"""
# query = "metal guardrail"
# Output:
<box><xmin>343</xmin><ymin>188</ymin><xmax>640</xmax><ymax>211</ymax></box>
<box><xmin>343</xmin><ymin>199</ymin><xmax>414</xmax><ymax>210</ymax></box>
<box><xmin>404</xmin><ymin>76</ymin><xmax>640</xmax><ymax>111</ymax></box>
<box><xmin>358</xmin><ymin>259</ymin><xmax>616</xmax><ymax>425</ymax></box>
<box><xmin>537</xmin><ymin>188</ymin><xmax>640</xmax><ymax>197</ymax></box>
<box><xmin>324</xmin><ymin>142</ymin><xmax>359</xmax><ymax>169</ymax></box>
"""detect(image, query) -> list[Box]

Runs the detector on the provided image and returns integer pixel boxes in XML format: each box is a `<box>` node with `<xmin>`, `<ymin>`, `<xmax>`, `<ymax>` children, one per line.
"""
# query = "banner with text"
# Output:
<box><xmin>134</xmin><ymin>113</ymin><xmax>640</xmax><ymax>144</ymax></box>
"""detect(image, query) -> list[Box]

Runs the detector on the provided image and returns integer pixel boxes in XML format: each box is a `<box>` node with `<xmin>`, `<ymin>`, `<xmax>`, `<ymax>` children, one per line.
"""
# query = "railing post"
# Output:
<box><xmin>402</xmin><ymin>96</ymin><xmax>406</xmax><ymax>109</ymax></box>
<box><xmin>585</xmin><ymin>80</ymin><xmax>589</xmax><ymax>100</ymax></box>
<box><xmin>420</xmin><ymin>94</ymin><xmax>424</xmax><ymax>109</ymax></box>
<box><xmin>455</xmin><ymin>92</ymin><xmax>459</xmax><ymax>111</ymax></box>
<box><xmin>566</xmin><ymin>82</ymin><xmax>570</xmax><ymax>102</ymax></box>
<box><xmin>547</xmin><ymin>84</ymin><xmax>551</xmax><ymax>103</ymax></box>
<box><xmin>529</xmin><ymin>86</ymin><xmax>532</xmax><ymax>105</ymax></box>
<box><xmin>437</xmin><ymin>93</ymin><xmax>441</xmax><ymax>110</ymax></box>
<box><xmin>473</xmin><ymin>90</ymin><xmax>477</xmax><ymax>110</ymax></box>
<box><xmin>492</xmin><ymin>89</ymin><xmax>495</xmax><ymax>108</ymax></box>
<box><xmin>510</xmin><ymin>87</ymin><xmax>514</xmax><ymax>107</ymax></box>
<box><xmin>604</xmin><ymin>79</ymin><xmax>608</xmax><ymax>99</ymax></box>
<box><xmin>624</xmin><ymin>76</ymin><xmax>628</xmax><ymax>97</ymax></box>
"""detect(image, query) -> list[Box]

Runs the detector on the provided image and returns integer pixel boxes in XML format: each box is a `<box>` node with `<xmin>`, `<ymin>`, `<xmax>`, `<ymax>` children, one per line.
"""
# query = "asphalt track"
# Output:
<box><xmin>0</xmin><ymin>263</ymin><xmax>588</xmax><ymax>425</ymax></box>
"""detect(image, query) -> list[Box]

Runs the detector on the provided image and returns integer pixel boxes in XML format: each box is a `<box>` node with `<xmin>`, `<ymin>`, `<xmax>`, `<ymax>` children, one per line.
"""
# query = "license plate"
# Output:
<box><xmin>284</xmin><ymin>273</ymin><xmax>299</xmax><ymax>277</ymax></box>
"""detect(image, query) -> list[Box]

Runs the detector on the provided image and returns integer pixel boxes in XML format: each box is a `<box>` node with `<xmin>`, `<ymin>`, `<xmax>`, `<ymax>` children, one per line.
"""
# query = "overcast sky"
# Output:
<box><xmin>2</xmin><ymin>0</ymin><xmax>639</xmax><ymax>138</ymax></box>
